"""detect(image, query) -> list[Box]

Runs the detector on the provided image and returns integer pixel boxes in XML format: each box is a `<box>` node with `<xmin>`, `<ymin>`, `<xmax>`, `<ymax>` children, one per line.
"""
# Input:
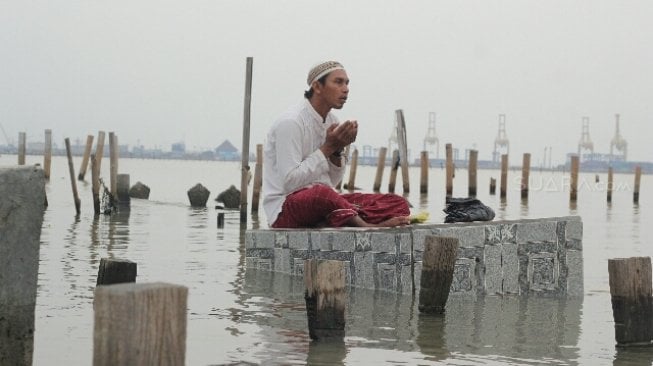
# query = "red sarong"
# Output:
<box><xmin>271</xmin><ymin>184</ymin><xmax>410</xmax><ymax>228</ymax></box>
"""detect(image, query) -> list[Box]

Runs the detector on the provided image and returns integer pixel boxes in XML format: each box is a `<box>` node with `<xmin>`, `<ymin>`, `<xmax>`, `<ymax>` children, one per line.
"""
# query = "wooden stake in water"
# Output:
<box><xmin>347</xmin><ymin>149</ymin><xmax>359</xmax><ymax>191</ymax></box>
<box><xmin>373</xmin><ymin>147</ymin><xmax>387</xmax><ymax>193</ymax></box>
<box><xmin>117</xmin><ymin>174</ymin><xmax>130</xmax><ymax>204</ymax></box>
<box><xmin>217</xmin><ymin>212</ymin><xmax>225</xmax><ymax>228</ymax></box>
<box><xmin>240</xmin><ymin>57</ymin><xmax>253</xmax><ymax>223</ymax></box>
<box><xmin>304</xmin><ymin>259</ymin><xmax>346</xmax><ymax>340</ymax></box>
<box><xmin>500</xmin><ymin>154</ymin><xmax>508</xmax><ymax>199</ymax></box>
<box><xmin>388</xmin><ymin>149</ymin><xmax>399</xmax><ymax>193</ymax></box>
<box><xmin>570</xmin><ymin>155</ymin><xmax>579</xmax><ymax>202</ymax></box>
<box><xmin>78</xmin><ymin>135</ymin><xmax>94</xmax><ymax>181</ymax></box>
<box><xmin>64</xmin><ymin>138</ymin><xmax>81</xmax><ymax>215</ymax></box>
<box><xmin>607</xmin><ymin>167</ymin><xmax>614</xmax><ymax>203</ymax></box>
<box><xmin>251</xmin><ymin>144</ymin><xmax>263</xmax><ymax>213</ymax></box>
<box><xmin>420</xmin><ymin>151</ymin><xmax>429</xmax><ymax>194</ymax></box>
<box><xmin>445</xmin><ymin>144</ymin><xmax>453</xmax><ymax>197</ymax></box>
<box><xmin>44</xmin><ymin>129</ymin><xmax>52</xmax><ymax>180</ymax></box>
<box><xmin>91</xmin><ymin>153</ymin><xmax>101</xmax><ymax>215</ymax></box>
<box><xmin>608</xmin><ymin>256</ymin><xmax>653</xmax><ymax>346</ymax></box>
<box><xmin>18</xmin><ymin>132</ymin><xmax>26</xmax><ymax>165</ymax></box>
<box><xmin>97</xmin><ymin>258</ymin><xmax>137</xmax><ymax>286</ymax></box>
<box><xmin>419</xmin><ymin>236</ymin><xmax>459</xmax><ymax>314</ymax></box>
<box><xmin>521</xmin><ymin>153</ymin><xmax>531</xmax><ymax>199</ymax></box>
<box><xmin>93</xmin><ymin>282</ymin><xmax>188</xmax><ymax>366</ymax></box>
<box><xmin>490</xmin><ymin>177</ymin><xmax>496</xmax><ymax>195</ymax></box>
<box><xmin>468</xmin><ymin>150</ymin><xmax>478</xmax><ymax>197</ymax></box>
<box><xmin>95</xmin><ymin>131</ymin><xmax>106</xmax><ymax>174</ymax></box>
<box><xmin>634</xmin><ymin>166</ymin><xmax>642</xmax><ymax>203</ymax></box>
<box><xmin>395</xmin><ymin>110</ymin><xmax>410</xmax><ymax>194</ymax></box>
<box><xmin>109</xmin><ymin>132</ymin><xmax>119</xmax><ymax>201</ymax></box>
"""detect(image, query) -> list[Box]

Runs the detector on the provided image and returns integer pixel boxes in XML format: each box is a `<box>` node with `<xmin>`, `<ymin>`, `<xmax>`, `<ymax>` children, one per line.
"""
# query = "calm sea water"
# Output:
<box><xmin>3</xmin><ymin>154</ymin><xmax>651</xmax><ymax>365</ymax></box>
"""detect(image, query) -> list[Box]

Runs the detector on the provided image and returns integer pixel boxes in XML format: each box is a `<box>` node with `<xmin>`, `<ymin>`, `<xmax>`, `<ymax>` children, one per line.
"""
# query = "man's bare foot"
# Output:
<box><xmin>347</xmin><ymin>215</ymin><xmax>411</xmax><ymax>227</ymax></box>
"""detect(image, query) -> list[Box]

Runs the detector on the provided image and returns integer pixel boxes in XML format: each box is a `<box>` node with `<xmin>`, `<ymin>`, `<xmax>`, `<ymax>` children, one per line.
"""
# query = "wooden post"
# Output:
<box><xmin>445</xmin><ymin>144</ymin><xmax>453</xmax><ymax>197</ymax></box>
<box><xmin>109</xmin><ymin>132</ymin><xmax>118</xmax><ymax>201</ymax></box>
<box><xmin>0</xmin><ymin>166</ymin><xmax>45</xmax><ymax>366</ymax></box>
<box><xmin>468</xmin><ymin>150</ymin><xmax>478</xmax><ymax>197</ymax></box>
<box><xmin>489</xmin><ymin>178</ymin><xmax>496</xmax><ymax>195</ymax></box>
<box><xmin>608</xmin><ymin>257</ymin><xmax>653</xmax><ymax>346</ymax></box>
<box><xmin>44</xmin><ymin>129</ymin><xmax>52</xmax><ymax>179</ymax></box>
<box><xmin>373</xmin><ymin>147</ymin><xmax>387</xmax><ymax>193</ymax></box>
<box><xmin>96</xmin><ymin>258</ymin><xmax>137</xmax><ymax>286</ymax></box>
<box><xmin>217</xmin><ymin>212</ymin><xmax>225</xmax><ymax>228</ymax></box>
<box><xmin>304</xmin><ymin>259</ymin><xmax>346</xmax><ymax>340</ymax></box>
<box><xmin>78</xmin><ymin>135</ymin><xmax>94</xmax><ymax>180</ymax></box>
<box><xmin>117</xmin><ymin>174</ymin><xmax>130</xmax><ymax>204</ymax></box>
<box><xmin>18</xmin><ymin>132</ymin><xmax>26</xmax><ymax>165</ymax></box>
<box><xmin>240</xmin><ymin>57</ymin><xmax>253</xmax><ymax>223</ymax></box>
<box><xmin>634</xmin><ymin>166</ymin><xmax>642</xmax><ymax>204</ymax></box>
<box><xmin>607</xmin><ymin>167</ymin><xmax>614</xmax><ymax>203</ymax></box>
<box><xmin>395</xmin><ymin>109</ymin><xmax>410</xmax><ymax>194</ymax></box>
<box><xmin>93</xmin><ymin>283</ymin><xmax>188</xmax><ymax>366</ymax></box>
<box><xmin>419</xmin><ymin>236</ymin><xmax>460</xmax><ymax>314</ymax></box>
<box><xmin>95</xmin><ymin>131</ymin><xmax>106</xmax><ymax>174</ymax></box>
<box><xmin>500</xmin><ymin>154</ymin><xmax>509</xmax><ymax>198</ymax></box>
<box><xmin>521</xmin><ymin>153</ymin><xmax>531</xmax><ymax>199</ymax></box>
<box><xmin>388</xmin><ymin>149</ymin><xmax>399</xmax><ymax>193</ymax></box>
<box><xmin>251</xmin><ymin>144</ymin><xmax>263</xmax><ymax>213</ymax></box>
<box><xmin>346</xmin><ymin>149</ymin><xmax>359</xmax><ymax>191</ymax></box>
<box><xmin>91</xmin><ymin>153</ymin><xmax>101</xmax><ymax>215</ymax></box>
<box><xmin>420</xmin><ymin>151</ymin><xmax>429</xmax><ymax>194</ymax></box>
<box><xmin>570</xmin><ymin>155</ymin><xmax>579</xmax><ymax>202</ymax></box>
<box><xmin>65</xmin><ymin>138</ymin><xmax>81</xmax><ymax>215</ymax></box>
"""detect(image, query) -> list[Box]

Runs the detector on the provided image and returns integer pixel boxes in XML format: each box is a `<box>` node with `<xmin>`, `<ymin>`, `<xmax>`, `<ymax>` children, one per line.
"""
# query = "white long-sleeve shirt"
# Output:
<box><xmin>262</xmin><ymin>99</ymin><xmax>345</xmax><ymax>226</ymax></box>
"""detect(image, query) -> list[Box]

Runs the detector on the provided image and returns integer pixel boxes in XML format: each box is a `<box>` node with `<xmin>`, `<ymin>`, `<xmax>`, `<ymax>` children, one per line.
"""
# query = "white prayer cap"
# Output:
<box><xmin>307</xmin><ymin>61</ymin><xmax>345</xmax><ymax>86</ymax></box>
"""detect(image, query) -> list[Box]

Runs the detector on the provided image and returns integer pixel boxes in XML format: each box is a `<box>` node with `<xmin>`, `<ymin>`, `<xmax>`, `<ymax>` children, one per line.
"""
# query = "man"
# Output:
<box><xmin>262</xmin><ymin>61</ymin><xmax>411</xmax><ymax>228</ymax></box>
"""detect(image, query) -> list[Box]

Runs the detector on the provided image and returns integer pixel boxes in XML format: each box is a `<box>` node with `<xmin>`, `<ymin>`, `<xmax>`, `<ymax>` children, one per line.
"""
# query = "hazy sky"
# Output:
<box><xmin>2</xmin><ymin>1</ymin><xmax>652</xmax><ymax>164</ymax></box>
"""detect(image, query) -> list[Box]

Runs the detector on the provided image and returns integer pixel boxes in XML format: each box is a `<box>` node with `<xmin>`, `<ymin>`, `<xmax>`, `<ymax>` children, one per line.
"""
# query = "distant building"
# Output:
<box><xmin>215</xmin><ymin>140</ymin><xmax>239</xmax><ymax>161</ymax></box>
<box><xmin>171</xmin><ymin>142</ymin><xmax>186</xmax><ymax>154</ymax></box>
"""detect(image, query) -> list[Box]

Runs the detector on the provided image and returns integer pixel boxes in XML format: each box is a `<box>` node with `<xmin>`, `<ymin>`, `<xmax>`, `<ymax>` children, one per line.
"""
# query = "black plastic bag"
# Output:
<box><xmin>443</xmin><ymin>197</ymin><xmax>495</xmax><ymax>223</ymax></box>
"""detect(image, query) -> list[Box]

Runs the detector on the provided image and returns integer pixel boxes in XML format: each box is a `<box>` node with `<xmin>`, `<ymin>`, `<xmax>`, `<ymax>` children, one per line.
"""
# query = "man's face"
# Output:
<box><xmin>316</xmin><ymin>69</ymin><xmax>349</xmax><ymax>110</ymax></box>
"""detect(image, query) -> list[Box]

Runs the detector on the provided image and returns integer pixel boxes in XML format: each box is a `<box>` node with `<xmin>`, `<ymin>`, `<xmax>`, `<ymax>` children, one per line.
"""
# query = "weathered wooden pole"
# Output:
<box><xmin>445</xmin><ymin>144</ymin><xmax>453</xmax><ymax>197</ymax></box>
<box><xmin>346</xmin><ymin>149</ymin><xmax>359</xmax><ymax>191</ymax></box>
<box><xmin>78</xmin><ymin>134</ymin><xmax>94</xmax><ymax>180</ymax></box>
<box><xmin>607</xmin><ymin>167</ymin><xmax>614</xmax><ymax>203</ymax></box>
<box><xmin>240</xmin><ymin>57</ymin><xmax>253</xmax><ymax>223</ymax></box>
<box><xmin>93</xmin><ymin>283</ymin><xmax>188</xmax><ymax>366</ymax></box>
<box><xmin>521</xmin><ymin>153</ymin><xmax>531</xmax><ymax>199</ymax></box>
<box><xmin>109</xmin><ymin>132</ymin><xmax>119</xmax><ymax>201</ymax></box>
<box><xmin>468</xmin><ymin>150</ymin><xmax>478</xmax><ymax>197</ymax></box>
<box><xmin>96</xmin><ymin>258</ymin><xmax>137</xmax><ymax>286</ymax></box>
<box><xmin>395</xmin><ymin>110</ymin><xmax>410</xmax><ymax>194</ymax></box>
<box><xmin>217</xmin><ymin>212</ymin><xmax>225</xmax><ymax>228</ymax></box>
<box><xmin>373</xmin><ymin>147</ymin><xmax>387</xmax><ymax>193</ymax></box>
<box><xmin>570</xmin><ymin>155</ymin><xmax>579</xmax><ymax>202</ymax></box>
<box><xmin>117</xmin><ymin>174</ymin><xmax>130</xmax><ymax>204</ymax></box>
<box><xmin>304</xmin><ymin>259</ymin><xmax>346</xmax><ymax>340</ymax></box>
<box><xmin>95</xmin><ymin>131</ymin><xmax>106</xmax><ymax>174</ymax></box>
<box><xmin>18</xmin><ymin>132</ymin><xmax>26</xmax><ymax>165</ymax></box>
<box><xmin>251</xmin><ymin>144</ymin><xmax>263</xmax><ymax>213</ymax></box>
<box><xmin>65</xmin><ymin>138</ymin><xmax>81</xmax><ymax>215</ymax></box>
<box><xmin>420</xmin><ymin>151</ymin><xmax>429</xmax><ymax>194</ymax></box>
<box><xmin>419</xmin><ymin>236</ymin><xmax>460</xmax><ymax>314</ymax></box>
<box><xmin>500</xmin><ymin>154</ymin><xmax>508</xmax><ymax>199</ymax></box>
<box><xmin>0</xmin><ymin>166</ymin><xmax>45</xmax><ymax>366</ymax></box>
<box><xmin>608</xmin><ymin>257</ymin><xmax>653</xmax><ymax>347</ymax></box>
<box><xmin>388</xmin><ymin>149</ymin><xmax>399</xmax><ymax>193</ymax></box>
<box><xmin>44</xmin><ymin>129</ymin><xmax>52</xmax><ymax>179</ymax></box>
<box><xmin>91</xmin><ymin>153</ymin><xmax>101</xmax><ymax>215</ymax></box>
<box><xmin>634</xmin><ymin>166</ymin><xmax>642</xmax><ymax>204</ymax></box>
<box><xmin>489</xmin><ymin>177</ymin><xmax>496</xmax><ymax>195</ymax></box>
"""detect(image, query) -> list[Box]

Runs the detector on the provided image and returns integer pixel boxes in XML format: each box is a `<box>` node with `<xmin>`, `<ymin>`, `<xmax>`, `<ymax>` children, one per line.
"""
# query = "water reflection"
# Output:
<box><xmin>239</xmin><ymin>269</ymin><xmax>582</xmax><ymax>364</ymax></box>
<box><xmin>614</xmin><ymin>347</ymin><xmax>653</xmax><ymax>366</ymax></box>
<box><xmin>520</xmin><ymin>198</ymin><xmax>529</xmax><ymax>217</ymax></box>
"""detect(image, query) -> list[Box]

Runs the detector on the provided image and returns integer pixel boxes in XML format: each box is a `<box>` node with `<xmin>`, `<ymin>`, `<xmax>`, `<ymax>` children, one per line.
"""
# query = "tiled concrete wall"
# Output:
<box><xmin>245</xmin><ymin>216</ymin><xmax>583</xmax><ymax>297</ymax></box>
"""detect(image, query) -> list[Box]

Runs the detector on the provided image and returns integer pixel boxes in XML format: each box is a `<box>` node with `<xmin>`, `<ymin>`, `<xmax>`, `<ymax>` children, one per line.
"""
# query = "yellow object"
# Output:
<box><xmin>410</xmin><ymin>211</ymin><xmax>430</xmax><ymax>224</ymax></box>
